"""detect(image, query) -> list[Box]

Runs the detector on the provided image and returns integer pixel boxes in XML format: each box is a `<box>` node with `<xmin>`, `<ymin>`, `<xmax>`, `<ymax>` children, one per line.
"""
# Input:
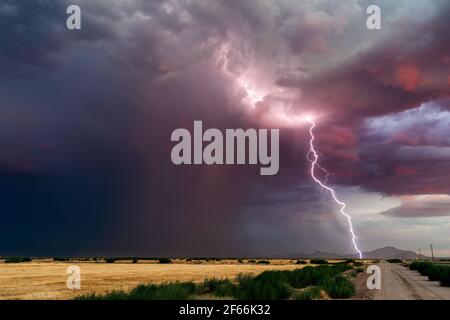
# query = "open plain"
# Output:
<box><xmin>0</xmin><ymin>259</ymin><xmax>304</xmax><ymax>300</ymax></box>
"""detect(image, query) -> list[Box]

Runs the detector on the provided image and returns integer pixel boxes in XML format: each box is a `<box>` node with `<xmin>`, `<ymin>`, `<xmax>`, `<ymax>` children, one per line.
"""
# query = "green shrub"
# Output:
<box><xmin>309</xmin><ymin>259</ymin><xmax>328</xmax><ymax>265</ymax></box>
<box><xmin>77</xmin><ymin>282</ymin><xmax>197</xmax><ymax>300</ymax></box>
<box><xmin>199</xmin><ymin>278</ymin><xmax>228</xmax><ymax>293</ymax></box>
<box><xmin>418</xmin><ymin>262</ymin><xmax>433</xmax><ymax>276</ymax></box>
<box><xmin>410</xmin><ymin>261</ymin><xmax>433</xmax><ymax>275</ymax></box>
<box><xmin>387</xmin><ymin>259</ymin><xmax>402</xmax><ymax>263</ymax></box>
<box><xmin>77</xmin><ymin>291</ymin><xmax>128</xmax><ymax>300</ymax></box>
<box><xmin>355</xmin><ymin>267</ymin><xmax>364</xmax><ymax>273</ymax></box>
<box><xmin>292</xmin><ymin>287</ymin><xmax>322</xmax><ymax>300</ymax></box>
<box><xmin>440</xmin><ymin>268</ymin><xmax>450</xmax><ymax>287</ymax></box>
<box><xmin>158</xmin><ymin>258</ymin><xmax>172</xmax><ymax>264</ymax></box>
<box><xmin>287</xmin><ymin>265</ymin><xmax>351</xmax><ymax>288</ymax></box>
<box><xmin>105</xmin><ymin>258</ymin><xmax>116</xmax><ymax>263</ymax></box>
<box><xmin>296</xmin><ymin>260</ymin><xmax>307</xmax><ymax>265</ymax></box>
<box><xmin>409</xmin><ymin>261</ymin><xmax>450</xmax><ymax>287</ymax></box>
<box><xmin>427</xmin><ymin>264</ymin><xmax>443</xmax><ymax>281</ymax></box>
<box><xmin>53</xmin><ymin>257</ymin><xmax>69</xmax><ymax>262</ymax></box>
<box><xmin>237</xmin><ymin>259</ymin><xmax>243</xmax><ymax>263</ymax></box>
<box><xmin>214</xmin><ymin>282</ymin><xmax>236</xmax><ymax>297</ymax></box>
<box><xmin>132</xmin><ymin>258</ymin><xmax>138</xmax><ymax>263</ymax></box>
<box><xmin>288</xmin><ymin>266</ymin><xmax>323</xmax><ymax>287</ymax></box>
<box><xmin>234</xmin><ymin>272</ymin><xmax>292</xmax><ymax>300</ymax></box>
<box><xmin>409</xmin><ymin>261</ymin><xmax>418</xmax><ymax>270</ymax></box>
<box><xmin>320</xmin><ymin>275</ymin><xmax>355</xmax><ymax>299</ymax></box>
<box><xmin>132</xmin><ymin>282</ymin><xmax>196</xmax><ymax>299</ymax></box>
<box><xmin>198</xmin><ymin>278</ymin><xmax>235</xmax><ymax>297</ymax></box>
<box><xmin>257</xmin><ymin>260</ymin><xmax>270</xmax><ymax>265</ymax></box>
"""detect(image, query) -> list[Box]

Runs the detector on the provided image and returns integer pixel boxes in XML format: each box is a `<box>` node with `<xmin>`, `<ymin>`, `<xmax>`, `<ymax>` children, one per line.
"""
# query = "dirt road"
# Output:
<box><xmin>374</xmin><ymin>262</ymin><xmax>450</xmax><ymax>300</ymax></box>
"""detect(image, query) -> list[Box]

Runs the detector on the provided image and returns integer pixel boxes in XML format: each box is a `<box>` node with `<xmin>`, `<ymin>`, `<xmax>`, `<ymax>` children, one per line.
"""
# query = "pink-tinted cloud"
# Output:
<box><xmin>395</xmin><ymin>165</ymin><xmax>417</xmax><ymax>177</ymax></box>
<box><xmin>381</xmin><ymin>194</ymin><xmax>450</xmax><ymax>217</ymax></box>
<box><xmin>394</xmin><ymin>64</ymin><xmax>421</xmax><ymax>92</ymax></box>
<box><xmin>281</xmin><ymin>5</ymin><xmax>450</xmax><ymax>120</ymax></box>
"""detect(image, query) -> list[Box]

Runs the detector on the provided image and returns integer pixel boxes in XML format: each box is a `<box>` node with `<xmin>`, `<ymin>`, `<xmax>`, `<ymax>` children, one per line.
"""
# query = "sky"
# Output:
<box><xmin>0</xmin><ymin>0</ymin><xmax>449</xmax><ymax>257</ymax></box>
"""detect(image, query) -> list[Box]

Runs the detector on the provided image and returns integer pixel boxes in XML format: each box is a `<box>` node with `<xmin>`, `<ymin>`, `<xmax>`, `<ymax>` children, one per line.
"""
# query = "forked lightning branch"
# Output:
<box><xmin>171</xmin><ymin>117</ymin><xmax>363</xmax><ymax>256</ymax></box>
<box><xmin>306</xmin><ymin>117</ymin><xmax>363</xmax><ymax>259</ymax></box>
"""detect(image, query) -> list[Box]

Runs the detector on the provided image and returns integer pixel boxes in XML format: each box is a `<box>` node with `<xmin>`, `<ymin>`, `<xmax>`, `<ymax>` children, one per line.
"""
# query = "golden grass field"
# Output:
<box><xmin>0</xmin><ymin>259</ymin><xmax>314</xmax><ymax>300</ymax></box>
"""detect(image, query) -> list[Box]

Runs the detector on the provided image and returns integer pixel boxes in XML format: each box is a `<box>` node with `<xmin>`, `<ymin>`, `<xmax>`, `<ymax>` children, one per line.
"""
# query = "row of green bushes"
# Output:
<box><xmin>53</xmin><ymin>257</ymin><xmax>260</xmax><ymax>263</ymax></box>
<box><xmin>52</xmin><ymin>257</ymin><xmax>173</xmax><ymax>264</ymax></box>
<box><xmin>104</xmin><ymin>258</ymin><xmax>172</xmax><ymax>264</ymax></box>
<box><xmin>4</xmin><ymin>257</ymin><xmax>32</xmax><ymax>263</ymax></box>
<box><xmin>410</xmin><ymin>261</ymin><xmax>450</xmax><ymax>287</ymax></box>
<box><xmin>5</xmin><ymin>257</ymin><xmax>359</xmax><ymax>266</ymax></box>
<box><xmin>54</xmin><ymin>257</ymin><xmax>95</xmax><ymax>262</ymax></box>
<box><xmin>309</xmin><ymin>259</ymin><xmax>328</xmax><ymax>265</ymax></box>
<box><xmin>54</xmin><ymin>257</ymin><xmax>269</xmax><ymax>264</ymax></box>
<box><xmin>186</xmin><ymin>257</ymin><xmax>222</xmax><ymax>262</ymax></box>
<box><xmin>386</xmin><ymin>259</ymin><xmax>402</xmax><ymax>263</ymax></box>
<box><xmin>77</xmin><ymin>264</ymin><xmax>355</xmax><ymax>300</ymax></box>
<box><xmin>299</xmin><ymin>258</ymin><xmax>363</xmax><ymax>266</ymax></box>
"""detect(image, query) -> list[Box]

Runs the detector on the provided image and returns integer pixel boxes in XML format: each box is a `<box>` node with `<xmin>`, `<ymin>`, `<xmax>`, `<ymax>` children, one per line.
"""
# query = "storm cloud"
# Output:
<box><xmin>381</xmin><ymin>195</ymin><xmax>450</xmax><ymax>218</ymax></box>
<box><xmin>0</xmin><ymin>0</ymin><xmax>449</xmax><ymax>256</ymax></box>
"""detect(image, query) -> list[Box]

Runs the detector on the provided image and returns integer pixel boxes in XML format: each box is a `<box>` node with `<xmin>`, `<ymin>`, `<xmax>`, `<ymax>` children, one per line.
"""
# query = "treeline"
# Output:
<box><xmin>52</xmin><ymin>257</ymin><xmax>173</xmax><ymax>264</ymax></box>
<box><xmin>4</xmin><ymin>257</ymin><xmax>32</xmax><ymax>263</ymax></box>
<box><xmin>51</xmin><ymin>257</ymin><xmax>273</xmax><ymax>264</ymax></box>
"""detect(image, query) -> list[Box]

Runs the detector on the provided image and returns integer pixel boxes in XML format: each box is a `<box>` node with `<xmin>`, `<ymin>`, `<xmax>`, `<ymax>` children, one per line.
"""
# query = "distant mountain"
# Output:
<box><xmin>295</xmin><ymin>250</ymin><xmax>345</xmax><ymax>259</ymax></box>
<box><xmin>290</xmin><ymin>246</ymin><xmax>419</xmax><ymax>259</ymax></box>
<box><xmin>362</xmin><ymin>246</ymin><xmax>419</xmax><ymax>259</ymax></box>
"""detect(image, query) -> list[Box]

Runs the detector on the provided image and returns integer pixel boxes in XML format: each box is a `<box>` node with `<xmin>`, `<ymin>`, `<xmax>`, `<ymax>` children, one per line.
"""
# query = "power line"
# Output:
<box><xmin>430</xmin><ymin>244</ymin><xmax>434</xmax><ymax>261</ymax></box>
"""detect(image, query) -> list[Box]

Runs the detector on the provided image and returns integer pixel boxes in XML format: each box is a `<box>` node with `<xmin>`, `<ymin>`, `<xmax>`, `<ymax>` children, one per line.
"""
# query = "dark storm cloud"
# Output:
<box><xmin>284</xmin><ymin>5</ymin><xmax>450</xmax><ymax>120</ymax></box>
<box><xmin>1</xmin><ymin>0</ymin><xmax>449</xmax><ymax>256</ymax></box>
<box><xmin>310</xmin><ymin>103</ymin><xmax>450</xmax><ymax>200</ymax></box>
<box><xmin>0</xmin><ymin>0</ymin><xmax>270</xmax><ymax>256</ymax></box>
<box><xmin>0</xmin><ymin>1</ymin><xmax>66</xmax><ymax>72</ymax></box>
<box><xmin>341</xmin><ymin>102</ymin><xmax>450</xmax><ymax>197</ymax></box>
<box><xmin>274</xmin><ymin>0</ymin><xmax>450</xmax><ymax>204</ymax></box>
<box><xmin>367</xmin><ymin>103</ymin><xmax>450</xmax><ymax>148</ymax></box>
<box><xmin>0</xmin><ymin>0</ymin><xmax>120</xmax><ymax>78</ymax></box>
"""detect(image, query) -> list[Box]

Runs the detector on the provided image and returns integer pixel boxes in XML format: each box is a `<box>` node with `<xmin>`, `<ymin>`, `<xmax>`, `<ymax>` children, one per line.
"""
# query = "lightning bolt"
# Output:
<box><xmin>306</xmin><ymin>117</ymin><xmax>363</xmax><ymax>259</ymax></box>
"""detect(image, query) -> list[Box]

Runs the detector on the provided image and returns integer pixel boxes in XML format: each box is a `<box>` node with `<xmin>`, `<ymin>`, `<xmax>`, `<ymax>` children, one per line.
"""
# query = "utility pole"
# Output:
<box><xmin>430</xmin><ymin>244</ymin><xmax>434</xmax><ymax>261</ymax></box>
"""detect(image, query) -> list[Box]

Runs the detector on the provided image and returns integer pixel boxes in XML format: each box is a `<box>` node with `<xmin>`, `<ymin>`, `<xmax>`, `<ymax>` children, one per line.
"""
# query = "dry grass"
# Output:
<box><xmin>0</xmin><ymin>259</ymin><xmax>304</xmax><ymax>300</ymax></box>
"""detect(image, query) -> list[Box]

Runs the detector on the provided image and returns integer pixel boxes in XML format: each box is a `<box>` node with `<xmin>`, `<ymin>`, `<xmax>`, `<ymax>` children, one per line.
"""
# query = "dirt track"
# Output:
<box><xmin>374</xmin><ymin>262</ymin><xmax>450</xmax><ymax>300</ymax></box>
